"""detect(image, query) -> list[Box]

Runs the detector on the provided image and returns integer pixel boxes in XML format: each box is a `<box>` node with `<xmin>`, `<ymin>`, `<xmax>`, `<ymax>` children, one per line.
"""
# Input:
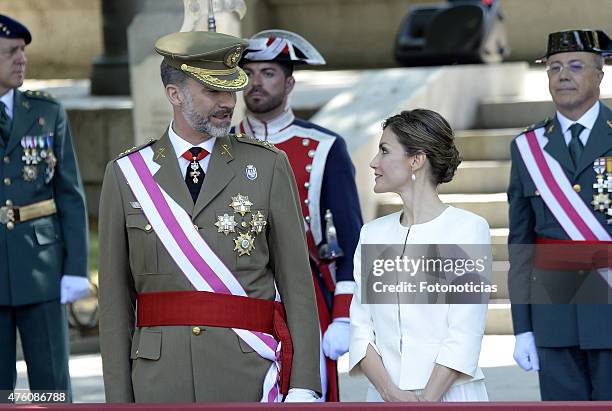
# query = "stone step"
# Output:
<box><xmin>377</xmin><ymin>193</ymin><xmax>509</xmax><ymax>228</ymax></box>
<box><xmin>455</xmin><ymin>129</ymin><xmax>519</xmax><ymax>161</ymax></box>
<box><xmin>485</xmin><ymin>302</ymin><xmax>513</xmax><ymax>335</ymax></box>
<box><xmin>439</xmin><ymin>162</ymin><xmax>510</xmax><ymax>194</ymax></box>
<box><xmin>476</xmin><ymin>96</ymin><xmax>612</xmax><ymax>129</ymax></box>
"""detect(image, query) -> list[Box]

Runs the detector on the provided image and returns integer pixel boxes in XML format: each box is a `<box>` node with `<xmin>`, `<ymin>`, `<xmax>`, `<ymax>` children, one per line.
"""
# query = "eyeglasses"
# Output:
<box><xmin>546</xmin><ymin>61</ymin><xmax>601</xmax><ymax>76</ymax></box>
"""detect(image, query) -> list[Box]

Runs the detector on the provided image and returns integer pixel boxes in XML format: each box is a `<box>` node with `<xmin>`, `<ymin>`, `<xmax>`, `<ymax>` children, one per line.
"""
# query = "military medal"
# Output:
<box><xmin>22</xmin><ymin>165</ymin><xmax>37</xmax><ymax>182</ymax></box>
<box><xmin>249</xmin><ymin>211</ymin><xmax>267</xmax><ymax>234</ymax></box>
<box><xmin>230</xmin><ymin>194</ymin><xmax>253</xmax><ymax>216</ymax></box>
<box><xmin>234</xmin><ymin>232</ymin><xmax>255</xmax><ymax>256</ymax></box>
<box><xmin>189</xmin><ymin>159</ymin><xmax>201</xmax><ymax>183</ymax></box>
<box><xmin>44</xmin><ymin>134</ymin><xmax>56</xmax><ymax>184</ymax></box>
<box><xmin>215</xmin><ymin>213</ymin><xmax>237</xmax><ymax>235</ymax></box>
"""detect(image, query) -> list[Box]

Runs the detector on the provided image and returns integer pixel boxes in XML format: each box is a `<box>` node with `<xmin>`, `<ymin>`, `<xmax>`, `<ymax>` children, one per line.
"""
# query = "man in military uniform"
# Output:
<box><xmin>508</xmin><ymin>29</ymin><xmax>612</xmax><ymax>400</ymax></box>
<box><xmin>234</xmin><ymin>30</ymin><xmax>363</xmax><ymax>401</ymax></box>
<box><xmin>98</xmin><ymin>31</ymin><xmax>321</xmax><ymax>403</ymax></box>
<box><xmin>0</xmin><ymin>15</ymin><xmax>89</xmax><ymax>400</ymax></box>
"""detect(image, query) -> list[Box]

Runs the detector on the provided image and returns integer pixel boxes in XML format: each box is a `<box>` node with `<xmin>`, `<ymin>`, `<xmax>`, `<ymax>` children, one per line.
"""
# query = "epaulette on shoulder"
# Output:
<box><xmin>115</xmin><ymin>138</ymin><xmax>156</xmax><ymax>160</ymax></box>
<box><xmin>233</xmin><ymin>133</ymin><xmax>278</xmax><ymax>152</ymax></box>
<box><xmin>521</xmin><ymin>117</ymin><xmax>551</xmax><ymax>134</ymax></box>
<box><xmin>24</xmin><ymin>90</ymin><xmax>58</xmax><ymax>104</ymax></box>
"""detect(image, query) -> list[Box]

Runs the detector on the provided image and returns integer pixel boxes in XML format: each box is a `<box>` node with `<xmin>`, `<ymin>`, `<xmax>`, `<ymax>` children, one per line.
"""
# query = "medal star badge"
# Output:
<box><xmin>230</xmin><ymin>194</ymin><xmax>253</xmax><ymax>216</ymax></box>
<box><xmin>215</xmin><ymin>213</ymin><xmax>237</xmax><ymax>235</ymax></box>
<box><xmin>234</xmin><ymin>232</ymin><xmax>255</xmax><ymax>256</ymax></box>
<box><xmin>22</xmin><ymin>165</ymin><xmax>37</xmax><ymax>182</ymax></box>
<box><xmin>249</xmin><ymin>210</ymin><xmax>267</xmax><ymax>234</ymax></box>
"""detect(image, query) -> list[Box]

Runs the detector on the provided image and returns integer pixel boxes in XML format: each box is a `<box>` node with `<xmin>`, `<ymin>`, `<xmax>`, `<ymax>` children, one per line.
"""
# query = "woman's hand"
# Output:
<box><xmin>381</xmin><ymin>385</ymin><xmax>420</xmax><ymax>402</ymax></box>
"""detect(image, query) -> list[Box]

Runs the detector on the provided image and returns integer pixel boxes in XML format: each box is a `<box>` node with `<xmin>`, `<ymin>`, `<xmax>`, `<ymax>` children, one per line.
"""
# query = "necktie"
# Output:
<box><xmin>0</xmin><ymin>101</ymin><xmax>11</xmax><ymax>142</ymax></box>
<box><xmin>568</xmin><ymin>123</ymin><xmax>585</xmax><ymax>168</ymax></box>
<box><xmin>182</xmin><ymin>147</ymin><xmax>208</xmax><ymax>203</ymax></box>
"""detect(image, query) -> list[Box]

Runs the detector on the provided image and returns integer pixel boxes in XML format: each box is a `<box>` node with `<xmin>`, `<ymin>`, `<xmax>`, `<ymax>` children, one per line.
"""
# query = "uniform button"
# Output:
<box><xmin>3</xmin><ymin>156</ymin><xmax>9</xmax><ymax>164</ymax></box>
<box><xmin>144</xmin><ymin>224</ymin><xmax>152</xmax><ymax>231</ymax></box>
<box><xmin>305</xmin><ymin>216</ymin><xmax>311</xmax><ymax>223</ymax></box>
<box><xmin>5</xmin><ymin>200</ymin><xmax>12</xmax><ymax>207</ymax></box>
<box><xmin>193</xmin><ymin>224</ymin><xmax>198</xmax><ymax>230</ymax></box>
<box><xmin>532</xmin><ymin>276</ymin><xmax>536</xmax><ymax>281</ymax></box>
<box><xmin>304</xmin><ymin>182</ymin><xmax>310</xmax><ymax>189</ymax></box>
<box><xmin>573</xmin><ymin>184</ymin><xmax>581</xmax><ymax>192</ymax></box>
<box><xmin>135</xmin><ymin>349</ymin><xmax>139</xmax><ymax>356</ymax></box>
<box><xmin>192</xmin><ymin>326</ymin><xmax>201</xmax><ymax>336</ymax></box>
<box><xmin>305</xmin><ymin>164</ymin><xmax>312</xmax><ymax>173</ymax></box>
<box><xmin>241</xmin><ymin>221</ymin><xmax>247</xmax><ymax>228</ymax></box>
<box><xmin>577</xmin><ymin>270</ymin><xmax>585</xmax><ymax>276</ymax></box>
<box><xmin>308</xmin><ymin>150</ymin><xmax>315</xmax><ymax>158</ymax></box>
<box><xmin>6</xmin><ymin>222</ymin><xmax>14</xmax><ymax>230</ymax></box>
<box><xmin>3</xmin><ymin>177</ymin><xmax>10</xmax><ymax>186</ymax></box>
<box><xmin>304</xmin><ymin>199</ymin><xmax>310</xmax><ymax>205</ymax></box>
<box><xmin>302</xmin><ymin>138</ymin><xmax>310</xmax><ymax>146</ymax></box>
<box><xmin>534</xmin><ymin>190</ymin><xmax>540</xmax><ymax>196</ymax></box>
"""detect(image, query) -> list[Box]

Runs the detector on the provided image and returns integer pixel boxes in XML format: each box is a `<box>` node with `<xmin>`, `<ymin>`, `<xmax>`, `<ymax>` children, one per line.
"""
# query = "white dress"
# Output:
<box><xmin>349</xmin><ymin>206</ymin><xmax>490</xmax><ymax>402</ymax></box>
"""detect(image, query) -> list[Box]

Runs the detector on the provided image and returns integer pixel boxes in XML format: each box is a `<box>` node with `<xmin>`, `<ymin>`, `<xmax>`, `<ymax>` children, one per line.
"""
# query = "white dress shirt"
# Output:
<box><xmin>0</xmin><ymin>89</ymin><xmax>15</xmax><ymax>119</ymax></box>
<box><xmin>556</xmin><ymin>100</ymin><xmax>600</xmax><ymax>147</ymax></box>
<box><xmin>349</xmin><ymin>206</ymin><xmax>491</xmax><ymax>398</ymax></box>
<box><xmin>167</xmin><ymin>122</ymin><xmax>215</xmax><ymax>178</ymax></box>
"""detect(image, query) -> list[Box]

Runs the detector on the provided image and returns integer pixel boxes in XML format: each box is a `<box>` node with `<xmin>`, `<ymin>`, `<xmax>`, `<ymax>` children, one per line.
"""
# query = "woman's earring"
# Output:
<box><xmin>411</xmin><ymin>173</ymin><xmax>416</xmax><ymax>181</ymax></box>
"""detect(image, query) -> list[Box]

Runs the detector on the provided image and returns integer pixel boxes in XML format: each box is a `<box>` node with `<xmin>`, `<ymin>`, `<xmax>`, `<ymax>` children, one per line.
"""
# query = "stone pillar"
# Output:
<box><xmin>90</xmin><ymin>0</ymin><xmax>138</xmax><ymax>95</ymax></box>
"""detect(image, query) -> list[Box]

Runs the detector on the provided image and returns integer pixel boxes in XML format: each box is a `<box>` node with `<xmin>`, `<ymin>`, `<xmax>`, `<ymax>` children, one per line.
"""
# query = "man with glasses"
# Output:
<box><xmin>508</xmin><ymin>29</ymin><xmax>612</xmax><ymax>400</ymax></box>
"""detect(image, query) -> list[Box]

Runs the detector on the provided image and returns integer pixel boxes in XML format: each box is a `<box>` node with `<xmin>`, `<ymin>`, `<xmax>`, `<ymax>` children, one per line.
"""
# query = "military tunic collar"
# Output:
<box><xmin>243</xmin><ymin>109</ymin><xmax>295</xmax><ymax>142</ymax></box>
<box><xmin>556</xmin><ymin>101</ymin><xmax>600</xmax><ymax>146</ymax></box>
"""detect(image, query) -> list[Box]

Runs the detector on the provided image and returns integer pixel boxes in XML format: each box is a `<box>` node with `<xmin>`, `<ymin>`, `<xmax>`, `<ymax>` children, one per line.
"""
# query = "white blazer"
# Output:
<box><xmin>349</xmin><ymin>207</ymin><xmax>491</xmax><ymax>392</ymax></box>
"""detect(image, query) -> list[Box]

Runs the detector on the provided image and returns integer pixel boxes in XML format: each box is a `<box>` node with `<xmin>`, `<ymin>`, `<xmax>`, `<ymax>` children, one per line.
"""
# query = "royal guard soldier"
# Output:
<box><xmin>234</xmin><ymin>30</ymin><xmax>363</xmax><ymax>401</ymax></box>
<box><xmin>98</xmin><ymin>30</ymin><xmax>321</xmax><ymax>402</ymax></box>
<box><xmin>0</xmin><ymin>14</ymin><xmax>89</xmax><ymax>400</ymax></box>
<box><xmin>508</xmin><ymin>29</ymin><xmax>612</xmax><ymax>400</ymax></box>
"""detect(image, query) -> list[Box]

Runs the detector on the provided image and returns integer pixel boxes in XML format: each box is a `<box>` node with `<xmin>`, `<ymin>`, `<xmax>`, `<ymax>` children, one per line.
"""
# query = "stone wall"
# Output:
<box><xmin>0</xmin><ymin>0</ymin><xmax>102</xmax><ymax>78</ymax></box>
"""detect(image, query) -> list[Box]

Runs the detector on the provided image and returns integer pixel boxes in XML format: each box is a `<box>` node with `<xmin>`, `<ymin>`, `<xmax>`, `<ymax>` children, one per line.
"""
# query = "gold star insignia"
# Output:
<box><xmin>230</xmin><ymin>194</ymin><xmax>253</xmax><ymax>216</ymax></box>
<box><xmin>234</xmin><ymin>232</ymin><xmax>255</xmax><ymax>256</ymax></box>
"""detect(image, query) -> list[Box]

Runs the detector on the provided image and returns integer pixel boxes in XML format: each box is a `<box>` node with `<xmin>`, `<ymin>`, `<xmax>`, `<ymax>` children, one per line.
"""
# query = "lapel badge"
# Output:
<box><xmin>215</xmin><ymin>213</ymin><xmax>237</xmax><ymax>235</ymax></box>
<box><xmin>230</xmin><ymin>193</ymin><xmax>253</xmax><ymax>216</ymax></box>
<box><xmin>234</xmin><ymin>232</ymin><xmax>255</xmax><ymax>256</ymax></box>
<box><xmin>154</xmin><ymin>147</ymin><xmax>166</xmax><ymax>161</ymax></box>
<box><xmin>22</xmin><ymin>165</ymin><xmax>37</xmax><ymax>182</ymax></box>
<box><xmin>547</xmin><ymin>123</ymin><xmax>555</xmax><ymax>134</ymax></box>
<box><xmin>249</xmin><ymin>210</ymin><xmax>267</xmax><ymax>234</ymax></box>
<box><xmin>221</xmin><ymin>144</ymin><xmax>232</xmax><ymax>157</ymax></box>
<box><xmin>607</xmin><ymin>120</ymin><xmax>612</xmax><ymax>129</ymax></box>
<box><xmin>245</xmin><ymin>164</ymin><xmax>257</xmax><ymax>181</ymax></box>
<box><xmin>22</xmin><ymin>101</ymin><xmax>30</xmax><ymax>110</ymax></box>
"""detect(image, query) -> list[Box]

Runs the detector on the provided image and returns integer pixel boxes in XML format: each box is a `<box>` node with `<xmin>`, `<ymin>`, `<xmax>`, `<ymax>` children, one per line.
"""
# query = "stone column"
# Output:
<box><xmin>90</xmin><ymin>0</ymin><xmax>138</xmax><ymax>95</ymax></box>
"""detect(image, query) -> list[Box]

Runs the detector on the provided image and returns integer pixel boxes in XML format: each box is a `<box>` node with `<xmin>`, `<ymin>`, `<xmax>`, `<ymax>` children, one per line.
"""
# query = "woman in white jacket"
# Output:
<box><xmin>349</xmin><ymin>109</ymin><xmax>491</xmax><ymax>402</ymax></box>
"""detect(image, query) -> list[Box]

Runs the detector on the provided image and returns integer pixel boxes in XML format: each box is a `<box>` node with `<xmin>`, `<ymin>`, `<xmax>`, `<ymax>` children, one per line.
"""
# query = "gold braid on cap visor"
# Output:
<box><xmin>180</xmin><ymin>64</ymin><xmax>248</xmax><ymax>90</ymax></box>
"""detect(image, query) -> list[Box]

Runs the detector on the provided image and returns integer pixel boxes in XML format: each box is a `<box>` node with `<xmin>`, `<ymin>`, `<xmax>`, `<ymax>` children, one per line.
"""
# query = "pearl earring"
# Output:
<box><xmin>411</xmin><ymin>173</ymin><xmax>416</xmax><ymax>181</ymax></box>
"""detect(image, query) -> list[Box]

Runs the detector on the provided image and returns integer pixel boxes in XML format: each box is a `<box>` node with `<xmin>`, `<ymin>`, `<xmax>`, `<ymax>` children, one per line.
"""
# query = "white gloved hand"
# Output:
<box><xmin>322</xmin><ymin>318</ymin><xmax>350</xmax><ymax>360</ymax></box>
<box><xmin>60</xmin><ymin>275</ymin><xmax>90</xmax><ymax>304</ymax></box>
<box><xmin>283</xmin><ymin>388</ymin><xmax>319</xmax><ymax>402</ymax></box>
<box><xmin>513</xmin><ymin>331</ymin><xmax>539</xmax><ymax>371</ymax></box>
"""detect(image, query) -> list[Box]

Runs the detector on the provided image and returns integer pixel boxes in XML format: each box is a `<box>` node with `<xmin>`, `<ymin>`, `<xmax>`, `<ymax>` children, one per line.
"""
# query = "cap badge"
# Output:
<box><xmin>224</xmin><ymin>47</ymin><xmax>242</xmax><ymax>68</ymax></box>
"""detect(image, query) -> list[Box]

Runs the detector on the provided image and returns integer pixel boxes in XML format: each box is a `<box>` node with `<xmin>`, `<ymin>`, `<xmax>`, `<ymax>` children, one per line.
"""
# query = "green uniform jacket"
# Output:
<box><xmin>508</xmin><ymin>102</ymin><xmax>612</xmax><ymax>349</ymax></box>
<box><xmin>0</xmin><ymin>89</ymin><xmax>88</xmax><ymax>306</ymax></box>
<box><xmin>98</xmin><ymin>132</ymin><xmax>321</xmax><ymax>402</ymax></box>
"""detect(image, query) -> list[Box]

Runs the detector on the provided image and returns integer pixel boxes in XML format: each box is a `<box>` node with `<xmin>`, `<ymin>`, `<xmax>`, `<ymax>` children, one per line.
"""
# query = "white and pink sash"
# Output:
<box><xmin>516</xmin><ymin>128</ymin><xmax>611</xmax><ymax>242</ymax></box>
<box><xmin>117</xmin><ymin>146</ymin><xmax>282</xmax><ymax>402</ymax></box>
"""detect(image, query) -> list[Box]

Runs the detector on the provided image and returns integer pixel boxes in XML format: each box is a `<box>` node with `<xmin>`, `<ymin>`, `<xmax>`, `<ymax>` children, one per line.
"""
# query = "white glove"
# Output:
<box><xmin>60</xmin><ymin>275</ymin><xmax>90</xmax><ymax>304</ymax></box>
<box><xmin>513</xmin><ymin>331</ymin><xmax>539</xmax><ymax>371</ymax></box>
<box><xmin>283</xmin><ymin>388</ymin><xmax>319</xmax><ymax>402</ymax></box>
<box><xmin>322</xmin><ymin>318</ymin><xmax>350</xmax><ymax>360</ymax></box>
